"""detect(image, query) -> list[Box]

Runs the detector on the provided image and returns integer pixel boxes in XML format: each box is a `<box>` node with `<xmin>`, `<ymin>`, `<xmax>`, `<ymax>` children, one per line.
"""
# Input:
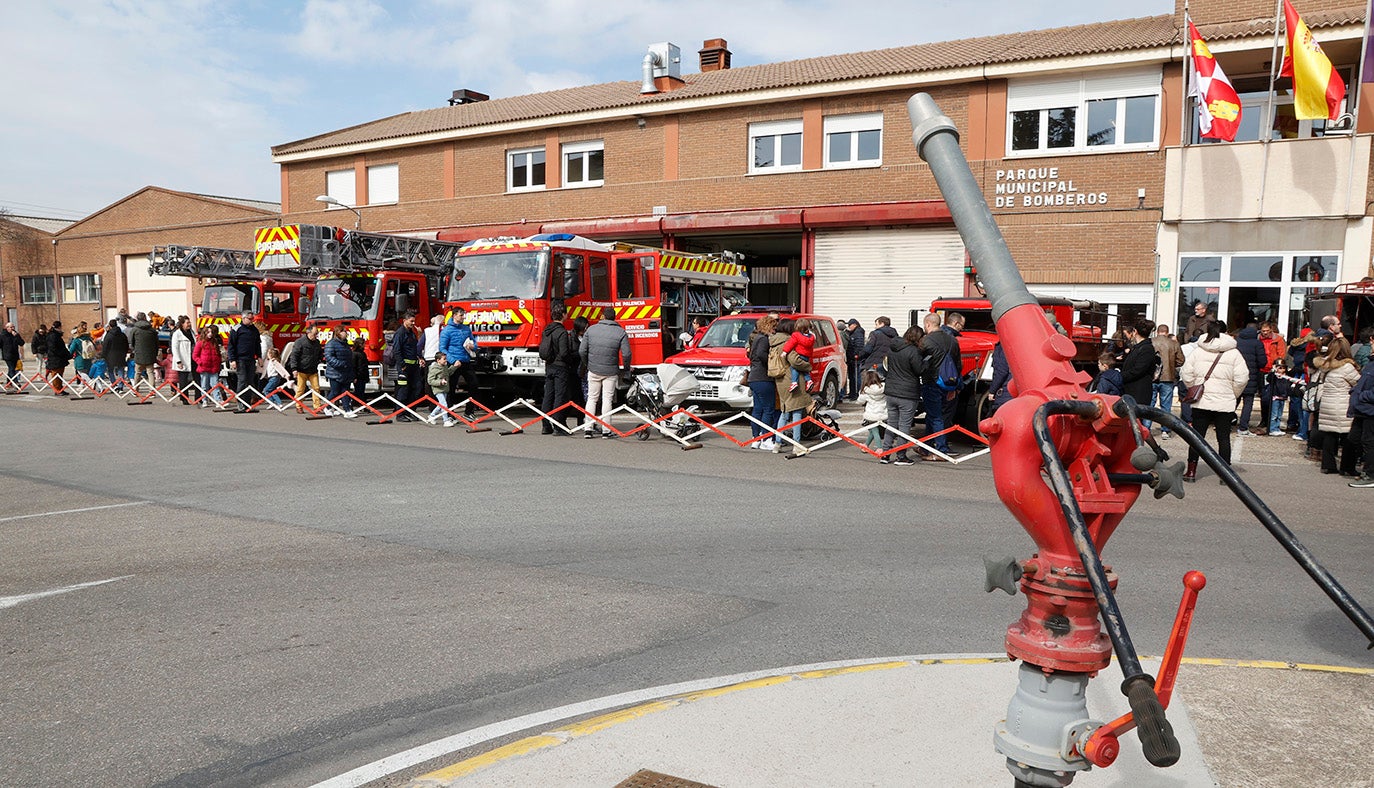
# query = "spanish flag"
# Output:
<box><xmin>1188</xmin><ymin>22</ymin><xmax>1242</xmax><ymax>141</ymax></box>
<box><xmin>1279</xmin><ymin>0</ymin><xmax>1346</xmax><ymax>120</ymax></box>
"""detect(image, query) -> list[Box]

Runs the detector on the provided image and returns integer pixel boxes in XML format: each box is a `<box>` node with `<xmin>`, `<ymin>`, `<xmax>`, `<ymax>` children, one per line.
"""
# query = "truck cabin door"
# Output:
<box><xmin>613</xmin><ymin>253</ymin><xmax>659</xmax><ymax>365</ymax></box>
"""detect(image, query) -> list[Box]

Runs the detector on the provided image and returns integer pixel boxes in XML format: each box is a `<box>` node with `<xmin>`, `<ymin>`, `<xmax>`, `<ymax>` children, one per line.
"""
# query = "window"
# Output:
<box><xmin>824</xmin><ymin>112</ymin><xmax>883</xmax><ymax>168</ymax></box>
<box><xmin>1176</xmin><ymin>252</ymin><xmax>1340</xmax><ymax>339</ymax></box>
<box><xmin>325</xmin><ymin>169</ymin><xmax>356</xmax><ymax>208</ymax></box>
<box><xmin>60</xmin><ymin>274</ymin><xmax>99</xmax><ymax>303</ymax></box>
<box><xmin>589</xmin><ymin>258</ymin><xmax>611</xmax><ymax>300</ymax></box>
<box><xmin>749</xmin><ymin>120</ymin><xmax>803</xmax><ymax>173</ymax></box>
<box><xmin>267</xmin><ymin>292</ymin><xmax>295</xmax><ymax>314</ymax></box>
<box><xmin>1007</xmin><ymin>69</ymin><xmax>1160</xmax><ymax>155</ymax></box>
<box><xmin>562</xmin><ymin>140</ymin><xmax>604</xmax><ymax>188</ymax></box>
<box><xmin>1194</xmin><ymin>72</ymin><xmax>1355</xmax><ymax>143</ymax></box>
<box><xmin>367</xmin><ymin>163</ymin><xmax>398</xmax><ymax>205</ymax></box>
<box><xmin>20</xmin><ymin>276</ymin><xmax>55</xmax><ymax>304</ymax></box>
<box><xmin>508</xmin><ymin>147</ymin><xmax>546</xmax><ymax>191</ymax></box>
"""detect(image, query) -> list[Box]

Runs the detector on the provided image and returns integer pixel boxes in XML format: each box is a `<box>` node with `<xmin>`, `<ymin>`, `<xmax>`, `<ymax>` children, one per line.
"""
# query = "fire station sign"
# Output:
<box><xmin>993</xmin><ymin>168</ymin><xmax>1109</xmax><ymax>209</ymax></box>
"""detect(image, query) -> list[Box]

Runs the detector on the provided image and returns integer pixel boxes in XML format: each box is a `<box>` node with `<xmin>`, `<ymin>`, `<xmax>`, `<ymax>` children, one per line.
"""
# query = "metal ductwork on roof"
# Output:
<box><xmin>448</xmin><ymin>89</ymin><xmax>490</xmax><ymax>106</ymax></box>
<box><xmin>640</xmin><ymin>42</ymin><xmax>681</xmax><ymax>94</ymax></box>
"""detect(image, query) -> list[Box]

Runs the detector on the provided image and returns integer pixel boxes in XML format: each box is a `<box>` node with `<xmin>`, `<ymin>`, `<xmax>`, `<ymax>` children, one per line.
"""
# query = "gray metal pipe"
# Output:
<box><xmin>907</xmin><ymin>93</ymin><xmax>1036</xmax><ymax>323</ymax></box>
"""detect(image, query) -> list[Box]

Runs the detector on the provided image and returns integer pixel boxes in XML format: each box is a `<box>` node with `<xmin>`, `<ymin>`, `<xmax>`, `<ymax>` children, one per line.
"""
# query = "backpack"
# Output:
<box><xmin>936</xmin><ymin>352</ymin><xmax>962</xmax><ymax>392</ymax></box>
<box><xmin>81</xmin><ymin>339</ymin><xmax>96</xmax><ymax>360</ymax></box>
<box><xmin>1302</xmin><ymin>372</ymin><xmax>1324</xmax><ymax>412</ymax></box>
<box><xmin>767</xmin><ymin>343</ymin><xmax>788</xmax><ymax>377</ymax></box>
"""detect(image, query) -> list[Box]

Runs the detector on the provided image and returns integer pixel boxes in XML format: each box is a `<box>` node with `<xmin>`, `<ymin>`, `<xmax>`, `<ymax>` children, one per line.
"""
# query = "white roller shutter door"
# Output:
<box><xmin>125</xmin><ymin>254</ymin><xmax>192</xmax><ymax>318</ymax></box>
<box><xmin>812</xmin><ymin>227</ymin><xmax>966</xmax><ymax>328</ymax></box>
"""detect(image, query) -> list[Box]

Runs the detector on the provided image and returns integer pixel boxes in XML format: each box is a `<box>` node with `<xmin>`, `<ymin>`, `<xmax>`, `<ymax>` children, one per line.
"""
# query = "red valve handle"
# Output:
<box><xmin>1082</xmin><ymin>571</ymin><xmax>1207</xmax><ymax>768</ymax></box>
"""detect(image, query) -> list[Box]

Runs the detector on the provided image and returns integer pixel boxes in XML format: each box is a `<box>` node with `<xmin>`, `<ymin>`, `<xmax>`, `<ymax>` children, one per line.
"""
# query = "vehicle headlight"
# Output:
<box><xmin>722</xmin><ymin>366</ymin><xmax>748</xmax><ymax>384</ymax></box>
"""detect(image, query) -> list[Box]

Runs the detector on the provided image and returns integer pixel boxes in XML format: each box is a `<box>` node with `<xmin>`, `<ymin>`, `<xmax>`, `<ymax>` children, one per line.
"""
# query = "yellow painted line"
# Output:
<box><xmin>796</xmin><ymin>660</ymin><xmax>911</xmax><ymax>679</ymax></box>
<box><xmin>1177</xmin><ymin>657</ymin><xmax>1374</xmax><ymax>675</ymax></box>
<box><xmin>676</xmin><ymin>674</ymin><xmax>792</xmax><ymax>701</ymax></box>
<box><xmin>915</xmin><ymin>657</ymin><xmax>1010</xmax><ymax>666</ymax></box>
<box><xmin>421</xmin><ymin>735</ymin><xmax>562</xmax><ymax>781</ymax></box>
<box><xmin>552</xmin><ymin>699</ymin><xmax>679</xmax><ymax>738</ymax></box>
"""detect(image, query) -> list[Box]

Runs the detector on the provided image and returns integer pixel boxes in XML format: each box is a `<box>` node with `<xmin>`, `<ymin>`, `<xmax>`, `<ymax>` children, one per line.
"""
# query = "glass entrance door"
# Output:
<box><xmin>1177</xmin><ymin>252</ymin><xmax>1340</xmax><ymax>339</ymax></box>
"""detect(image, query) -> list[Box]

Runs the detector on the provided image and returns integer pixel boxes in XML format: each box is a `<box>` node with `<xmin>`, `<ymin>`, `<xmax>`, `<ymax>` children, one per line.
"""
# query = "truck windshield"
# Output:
<box><xmin>310</xmin><ymin>276</ymin><xmax>379</xmax><ymax>320</ymax></box>
<box><xmin>698</xmin><ymin>318</ymin><xmax>757</xmax><ymax>349</ymax></box>
<box><xmin>450</xmin><ymin>251</ymin><xmax>549</xmax><ymax>300</ymax></box>
<box><xmin>202</xmin><ymin>284</ymin><xmax>257</xmax><ymax>316</ymax></box>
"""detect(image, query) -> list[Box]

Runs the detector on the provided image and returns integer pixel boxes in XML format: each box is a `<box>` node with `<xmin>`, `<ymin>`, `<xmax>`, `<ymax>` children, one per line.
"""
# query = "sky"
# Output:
<box><xmin>0</xmin><ymin>0</ymin><xmax>1172</xmax><ymax>221</ymax></box>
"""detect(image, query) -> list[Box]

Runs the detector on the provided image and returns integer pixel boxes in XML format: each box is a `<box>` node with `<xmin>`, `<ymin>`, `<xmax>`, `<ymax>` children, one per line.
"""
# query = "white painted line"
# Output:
<box><xmin>0</xmin><ymin>500</ymin><xmax>149</xmax><ymax>524</ymax></box>
<box><xmin>0</xmin><ymin>575</ymin><xmax>133</xmax><ymax>610</ymax></box>
<box><xmin>309</xmin><ymin>653</ymin><xmax>1005</xmax><ymax>788</ymax></box>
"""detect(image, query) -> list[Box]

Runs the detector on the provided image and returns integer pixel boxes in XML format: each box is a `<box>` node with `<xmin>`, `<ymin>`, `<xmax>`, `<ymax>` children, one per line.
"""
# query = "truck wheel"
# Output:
<box><xmin>975</xmin><ymin>390</ymin><xmax>996</xmax><ymax>438</ymax></box>
<box><xmin>820</xmin><ymin>374</ymin><xmax>840</xmax><ymax>409</ymax></box>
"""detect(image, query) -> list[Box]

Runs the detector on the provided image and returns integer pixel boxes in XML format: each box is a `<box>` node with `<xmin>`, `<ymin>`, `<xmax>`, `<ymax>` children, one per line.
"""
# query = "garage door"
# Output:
<box><xmin>125</xmin><ymin>254</ymin><xmax>192</xmax><ymax>318</ymax></box>
<box><xmin>812</xmin><ymin>227</ymin><xmax>966</xmax><ymax>330</ymax></box>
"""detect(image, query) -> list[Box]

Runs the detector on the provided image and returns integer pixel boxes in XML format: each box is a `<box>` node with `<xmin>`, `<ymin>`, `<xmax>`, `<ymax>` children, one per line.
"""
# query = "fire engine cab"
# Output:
<box><xmin>254</xmin><ymin>224</ymin><xmax>467</xmax><ymax>390</ymax></box>
<box><xmin>149</xmin><ymin>244</ymin><xmax>315</xmax><ymax>352</ymax></box>
<box><xmin>441</xmin><ymin>232</ymin><xmax>747</xmax><ymax>392</ymax></box>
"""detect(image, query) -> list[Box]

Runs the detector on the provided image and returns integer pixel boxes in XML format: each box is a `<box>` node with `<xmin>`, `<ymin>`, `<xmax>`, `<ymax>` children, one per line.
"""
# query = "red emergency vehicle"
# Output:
<box><xmin>149</xmin><ymin>244</ymin><xmax>314</xmax><ymax>353</ymax></box>
<box><xmin>254</xmin><ymin>224</ymin><xmax>467</xmax><ymax>390</ymax></box>
<box><xmin>439</xmin><ymin>232</ymin><xmax>748</xmax><ymax>394</ymax></box>
<box><xmin>1308</xmin><ymin>277</ymin><xmax>1374</xmax><ymax>340</ymax></box>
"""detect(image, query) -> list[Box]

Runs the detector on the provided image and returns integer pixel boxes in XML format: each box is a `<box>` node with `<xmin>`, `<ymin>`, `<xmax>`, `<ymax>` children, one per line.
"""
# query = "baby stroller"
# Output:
<box><xmin>625</xmin><ymin>363</ymin><xmax>701</xmax><ymax>441</ymax></box>
<box><xmin>801</xmin><ymin>394</ymin><xmax>843</xmax><ymax>441</ymax></box>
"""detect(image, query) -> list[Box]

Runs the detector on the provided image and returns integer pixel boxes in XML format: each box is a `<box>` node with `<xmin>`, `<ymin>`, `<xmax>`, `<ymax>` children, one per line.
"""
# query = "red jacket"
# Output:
<box><xmin>193</xmin><ymin>340</ymin><xmax>222</xmax><ymax>374</ymax></box>
<box><xmin>782</xmin><ymin>331</ymin><xmax>815</xmax><ymax>358</ymax></box>
<box><xmin>1260</xmin><ymin>334</ymin><xmax>1287</xmax><ymax>373</ymax></box>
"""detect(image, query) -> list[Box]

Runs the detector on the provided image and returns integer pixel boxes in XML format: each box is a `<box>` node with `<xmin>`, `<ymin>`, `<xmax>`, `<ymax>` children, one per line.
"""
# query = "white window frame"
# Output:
<box><xmin>507</xmin><ymin>147</ymin><xmax>546</xmax><ymax>192</ymax></box>
<box><xmin>562</xmin><ymin>140</ymin><xmax>605</xmax><ymax>189</ymax></box>
<box><xmin>61</xmin><ymin>274</ymin><xmax>99</xmax><ymax>304</ymax></box>
<box><xmin>20</xmin><ymin>276</ymin><xmax>55</xmax><ymax>304</ymax></box>
<box><xmin>1006</xmin><ymin>68</ymin><xmax>1161</xmax><ymax>157</ymax></box>
<box><xmin>325</xmin><ymin>169</ymin><xmax>356</xmax><ymax>208</ymax></box>
<box><xmin>823</xmin><ymin>112</ymin><xmax>883</xmax><ymax>169</ymax></box>
<box><xmin>366</xmin><ymin>163</ymin><xmax>398</xmax><ymax>205</ymax></box>
<box><xmin>749</xmin><ymin>119</ymin><xmax>803</xmax><ymax>174</ymax></box>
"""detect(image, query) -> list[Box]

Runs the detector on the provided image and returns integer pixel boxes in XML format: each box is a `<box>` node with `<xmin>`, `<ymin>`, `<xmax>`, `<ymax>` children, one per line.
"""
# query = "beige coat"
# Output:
<box><xmin>770</xmin><ymin>333</ymin><xmax>813</xmax><ymax>414</ymax></box>
<box><xmin>1180</xmin><ymin>334</ymin><xmax>1248</xmax><ymax>413</ymax></box>
<box><xmin>1314</xmin><ymin>358</ymin><xmax>1360</xmax><ymax>434</ymax></box>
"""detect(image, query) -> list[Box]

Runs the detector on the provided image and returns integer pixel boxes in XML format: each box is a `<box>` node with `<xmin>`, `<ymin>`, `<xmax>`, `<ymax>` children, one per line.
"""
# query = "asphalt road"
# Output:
<box><xmin>2</xmin><ymin>393</ymin><xmax>1371</xmax><ymax>787</ymax></box>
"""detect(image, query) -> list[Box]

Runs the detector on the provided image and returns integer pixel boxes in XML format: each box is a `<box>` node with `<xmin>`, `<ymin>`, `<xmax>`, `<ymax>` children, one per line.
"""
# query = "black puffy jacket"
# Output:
<box><xmin>883</xmin><ymin>339</ymin><xmax>926</xmax><ymax>400</ymax></box>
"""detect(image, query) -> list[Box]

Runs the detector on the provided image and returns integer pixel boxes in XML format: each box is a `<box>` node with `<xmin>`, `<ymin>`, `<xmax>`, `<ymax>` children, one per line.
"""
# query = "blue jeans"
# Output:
<box><xmin>1268</xmin><ymin>398</ymin><xmax>1285</xmax><ymax>434</ymax></box>
<box><xmin>263</xmin><ymin>374</ymin><xmax>287</xmax><ymax>405</ymax></box>
<box><xmin>1288</xmin><ymin>393</ymin><xmax>1304</xmax><ymax>434</ymax></box>
<box><xmin>199</xmin><ymin>372</ymin><xmax>221</xmax><ymax>403</ymax></box>
<box><xmin>748</xmin><ymin>380</ymin><xmax>778</xmax><ymax>439</ymax></box>
<box><xmin>920</xmin><ymin>383</ymin><xmax>949</xmax><ymax>453</ymax></box>
<box><xmin>1175</xmin><ymin>380</ymin><xmax>1192</xmax><ymax>425</ymax></box>
<box><xmin>1151</xmin><ymin>381</ymin><xmax>1175</xmax><ymax>434</ymax></box>
<box><xmin>776</xmin><ymin>409</ymin><xmax>803</xmax><ymax>443</ymax></box>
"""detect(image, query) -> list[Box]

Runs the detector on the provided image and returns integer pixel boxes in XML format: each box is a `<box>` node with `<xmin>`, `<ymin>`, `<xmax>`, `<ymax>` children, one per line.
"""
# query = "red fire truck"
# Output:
<box><xmin>925</xmin><ymin>294</ymin><xmax>1106</xmax><ymax>429</ymax></box>
<box><xmin>254</xmin><ymin>224</ymin><xmax>468</xmax><ymax>391</ymax></box>
<box><xmin>1308</xmin><ymin>277</ymin><xmax>1374</xmax><ymax>340</ymax></box>
<box><xmin>149</xmin><ymin>244</ymin><xmax>315</xmax><ymax>352</ymax></box>
<box><xmin>438</xmin><ymin>232</ymin><xmax>748</xmax><ymax>394</ymax></box>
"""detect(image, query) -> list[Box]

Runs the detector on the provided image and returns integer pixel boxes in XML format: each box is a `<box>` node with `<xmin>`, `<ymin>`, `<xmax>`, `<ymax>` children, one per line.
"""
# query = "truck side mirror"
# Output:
<box><xmin>397</xmin><ymin>293</ymin><xmax>412</xmax><ymax>314</ymax></box>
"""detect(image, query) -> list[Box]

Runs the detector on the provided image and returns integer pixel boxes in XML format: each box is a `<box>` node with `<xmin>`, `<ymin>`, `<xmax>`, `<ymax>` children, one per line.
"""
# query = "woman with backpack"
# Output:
<box><xmin>746</xmin><ymin>315</ymin><xmax>779</xmax><ymax>450</ymax></box>
<box><xmin>769</xmin><ymin>317</ymin><xmax>813</xmax><ymax>457</ymax></box>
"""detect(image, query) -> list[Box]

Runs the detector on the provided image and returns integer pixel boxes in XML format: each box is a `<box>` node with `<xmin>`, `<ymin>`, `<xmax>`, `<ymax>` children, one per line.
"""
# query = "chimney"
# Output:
<box><xmin>448</xmin><ymin>89</ymin><xmax>490</xmax><ymax>106</ymax></box>
<box><xmin>699</xmin><ymin>38</ymin><xmax>731</xmax><ymax>72</ymax></box>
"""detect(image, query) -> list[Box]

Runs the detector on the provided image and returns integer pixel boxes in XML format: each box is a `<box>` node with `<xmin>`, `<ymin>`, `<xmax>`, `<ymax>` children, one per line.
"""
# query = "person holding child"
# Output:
<box><xmin>781</xmin><ymin>317</ymin><xmax>815</xmax><ymax>393</ymax></box>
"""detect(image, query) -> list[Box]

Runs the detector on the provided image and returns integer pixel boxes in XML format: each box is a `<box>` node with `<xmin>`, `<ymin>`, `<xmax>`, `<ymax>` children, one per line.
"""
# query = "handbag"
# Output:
<box><xmin>1302</xmin><ymin>372</ymin><xmax>1324</xmax><ymax>412</ymax></box>
<box><xmin>1181</xmin><ymin>352</ymin><xmax>1222</xmax><ymax>404</ymax></box>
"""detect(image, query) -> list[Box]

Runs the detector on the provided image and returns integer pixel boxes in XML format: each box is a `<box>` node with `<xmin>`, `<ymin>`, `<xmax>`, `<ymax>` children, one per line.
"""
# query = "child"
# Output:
<box><xmin>155</xmin><ymin>348</ymin><xmax>172</xmax><ymax>385</ymax></box>
<box><xmin>426</xmin><ymin>352</ymin><xmax>458</xmax><ymax>426</ymax></box>
<box><xmin>262</xmin><ymin>348</ymin><xmax>292</xmax><ymax>407</ymax></box>
<box><xmin>1096</xmin><ymin>352</ymin><xmax>1124</xmax><ymax>396</ymax></box>
<box><xmin>854</xmin><ymin>369</ymin><xmax>887</xmax><ymax>451</ymax></box>
<box><xmin>782</xmin><ymin>317</ymin><xmax>815</xmax><ymax>392</ymax></box>
<box><xmin>1270</xmin><ymin>359</ymin><xmax>1305</xmax><ymax>439</ymax></box>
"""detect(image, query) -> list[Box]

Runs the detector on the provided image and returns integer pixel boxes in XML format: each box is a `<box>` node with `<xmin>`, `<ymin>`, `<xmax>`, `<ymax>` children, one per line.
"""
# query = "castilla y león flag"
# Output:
<box><xmin>1188</xmin><ymin>22</ymin><xmax>1242</xmax><ymax>141</ymax></box>
<box><xmin>1280</xmin><ymin>0</ymin><xmax>1346</xmax><ymax>120</ymax></box>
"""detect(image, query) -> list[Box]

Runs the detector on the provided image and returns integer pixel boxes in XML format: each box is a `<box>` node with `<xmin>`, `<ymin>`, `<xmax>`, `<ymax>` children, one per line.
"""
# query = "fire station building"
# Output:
<box><xmin>11</xmin><ymin>0</ymin><xmax>1374</xmax><ymax>338</ymax></box>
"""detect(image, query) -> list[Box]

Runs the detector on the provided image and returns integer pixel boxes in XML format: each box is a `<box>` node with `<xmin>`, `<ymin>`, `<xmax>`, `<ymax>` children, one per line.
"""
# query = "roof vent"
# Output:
<box><xmin>448</xmin><ymin>89</ymin><xmax>490</xmax><ymax>106</ymax></box>
<box><xmin>640</xmin><ymin>42</ymin><xmax>683</xmax><ymax>95</ymax></box>
<box><xmin>699</xmin><ymin>39</ymin><xmax>731</xmax><ymax>72</ymax></box>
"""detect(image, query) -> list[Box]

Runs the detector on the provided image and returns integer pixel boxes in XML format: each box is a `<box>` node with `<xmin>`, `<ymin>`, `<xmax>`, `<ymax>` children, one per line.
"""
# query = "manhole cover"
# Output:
<box><xmin>613</xmin><ymin>768</ymin><xmax>720</xmax><ymax>788</ymax></box>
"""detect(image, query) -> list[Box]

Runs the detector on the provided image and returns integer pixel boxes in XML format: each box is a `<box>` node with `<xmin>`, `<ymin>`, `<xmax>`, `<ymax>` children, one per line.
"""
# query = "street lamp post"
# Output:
<box><xmin>315</xmin><ymin>195</ymin><xmax>361</xmax><ymax>230</ymax></box>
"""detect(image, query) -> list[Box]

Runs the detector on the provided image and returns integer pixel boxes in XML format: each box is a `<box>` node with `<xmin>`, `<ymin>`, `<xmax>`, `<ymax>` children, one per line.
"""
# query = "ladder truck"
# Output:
<box><xmin>254</xmin><ymin>224</ymin><xmax>466</xmax><ymax>391</ymax></box>
<box><xmin>149</xmin><ymin>244</ymin><xmax>317</xmax><ymax>353</ymax></box>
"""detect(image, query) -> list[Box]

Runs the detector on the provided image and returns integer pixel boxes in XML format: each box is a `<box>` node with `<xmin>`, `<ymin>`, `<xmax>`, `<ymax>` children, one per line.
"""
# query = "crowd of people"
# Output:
<box><xmin>4</xmin><ymin>303</ymin><xmax>1370</xmax><ymax>485</ymax></box>
<box><xmin>1100</xmin><ymin>306</ymin><xmax>1373</xmax><ymax>489</ymax></box>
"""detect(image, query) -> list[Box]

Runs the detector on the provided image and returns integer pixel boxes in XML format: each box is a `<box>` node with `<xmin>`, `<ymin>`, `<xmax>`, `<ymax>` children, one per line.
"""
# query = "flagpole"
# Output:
<box><xmin>1177</xmin><ymin>9</ymin><xmax>1192</xmax><ymax>232</ymax></box>
<box><xmin>1258</xmin><ymin>0</ymin><xmax>1286</xmax><ymax>217</ymax></box>
<box><xmin>1342</xmin><ymin>0</ymin><xmax>1371</xmax><ymax>217</ymax></box>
